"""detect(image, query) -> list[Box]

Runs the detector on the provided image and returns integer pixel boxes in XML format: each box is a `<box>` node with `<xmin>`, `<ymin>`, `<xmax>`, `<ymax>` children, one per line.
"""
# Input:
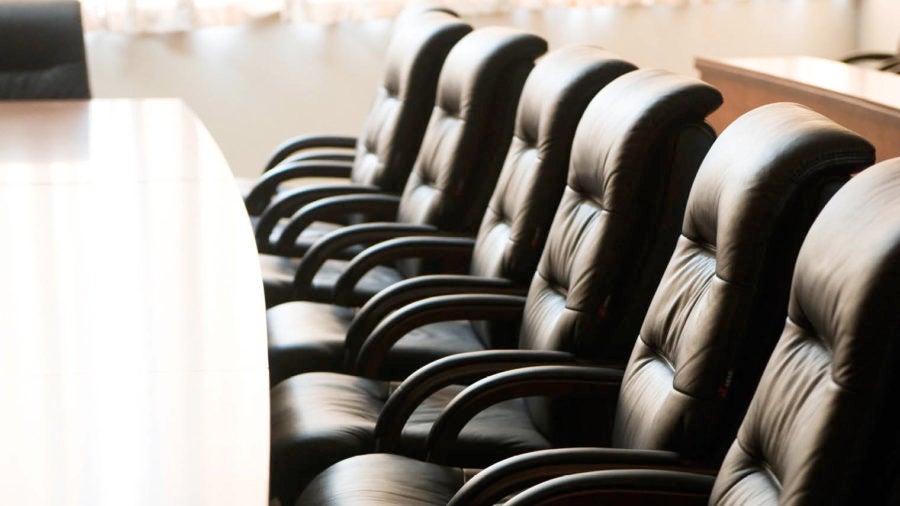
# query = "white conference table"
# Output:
<box><xmin>0</xmin><ymin>99</ymin><xmax>269</xmax><ymax>505</ymax></box>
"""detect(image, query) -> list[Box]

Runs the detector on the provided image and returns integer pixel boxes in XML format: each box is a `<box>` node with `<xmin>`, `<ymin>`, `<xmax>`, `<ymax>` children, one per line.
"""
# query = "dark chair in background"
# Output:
<box><xmin>0</xmin><ymin>1</ymin><xmax>90</xmax><ymax>99</ymax></box>
<box><xmin>500</xmin><ymin>157</ymin><xmax>900</xmax><ymax>506</ymax></box>
<box><xmin>245</xmin><ymin>9</ymin><xmax>471</xmax><ymax>239</ymax></box>
<box><xmin>292</xmin><ymin>102</ymin><xmax>874</xmax><ymax>506</ymax></box>
<box><xmin>265</xmin><ymin>46</ymin><xmax>638</xmax><ymax>385</ymax></box>
<box><xmin>259</xmin><ymin>27</ymin><xmax>548</xmax><ymax>308</ymax></box>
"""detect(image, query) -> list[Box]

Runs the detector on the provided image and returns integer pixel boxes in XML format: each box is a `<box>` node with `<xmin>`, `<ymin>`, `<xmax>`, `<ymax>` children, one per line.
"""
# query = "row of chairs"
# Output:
<box><xmin>240</xmin><ymin>7</ymin><xmax>900</xmax><ymax>506</ymax></box>
<box><xmin>239</xmin><ymin>5</ymin><xmax>900</xmax><ymax>504</ymax></box>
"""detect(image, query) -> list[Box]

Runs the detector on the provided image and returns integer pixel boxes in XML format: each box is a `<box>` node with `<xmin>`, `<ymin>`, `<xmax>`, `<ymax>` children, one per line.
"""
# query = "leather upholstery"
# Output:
<box><xmin>0</xmin><ymin>1</ymin><xmax>90</xmax><ymax>99</ymax></box>
<box><xmin>710</xmin><ymin>158</ymin><xmax>900</xmax><ymax>505</ymax></box>
<box><xmin>519</xmin><ymin>69</ymin><xmax>721</xmax><ymax>365</ymax></box>
<box><xmin>612</xmin><ymin>103</ymin><xmax>875</xmax><ymax>464</ymax></box>
<box><xmin>244</xmin><ymin>8</ymin><xmax>470</xmax><ymax>249</ymax></box>
<box><xmin>267</xmin><ymin>46</ymin><xmax>638</xmax><ymax>384</ymax></box>
<box><xmin>261</xmin><ymin>27</ymin><xmax>547</xmax><ymax>305</ymax></box>
<box><xmin>269</xmin><ymin>68</ymin><xmax>722</xmax><ymax>504</ymax></box>
<box><xmin>350</xmin><ymin>11</ymin><xmax>470</xmax><ymax>192</ymax></box>
<box><xmin>290</xmin><ymin>104</ymin><xmax>875</xmax><ymax>506</ymax></box>
<box><xmin>392</xmin><ymin>27</ymin><xmax>547</xmax><ymax>237</ymax></box>
<box><xmin>300</xmin><ymin>454</ymin><xmax>474</xmax><ymax>506</ymax></box>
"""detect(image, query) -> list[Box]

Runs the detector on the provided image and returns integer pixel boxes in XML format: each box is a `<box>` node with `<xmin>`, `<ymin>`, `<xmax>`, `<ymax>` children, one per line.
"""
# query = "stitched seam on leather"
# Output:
<box><xmin>785</xmin><ymin>314</ymin><xmax>831</xmax><ymax>349</ymax></box>
<box><xmin>535</xmin><ymin>270</ymin><xmax>569</xmax><ymax>299</ymax></box>
<box><xmin>734</xmin><ymin>437</ymin><xmax>784</xmax><ymax>493</ymax></box>
<box><xmin>650</xmin><ymin>346</ymin><xmax>676</xmax><ymax>374</ymax></box>
<box><xmin>581</xmin><ymin>193</ymin><xmax>613</xmax><ymax>214</ymax></box>
<box><xmin>681</xmin><ymin>230</ymin><xmax>717</xmax><ymax>253</ymax></box>
<box><xmin>512</xmin><ymin>133</ymin><xmax>537</xmax><ymax>150</ymax></box>
<box><xmin>714</xmin><ymin>271</ymin><xmax>752</xmax><ymax>289</ymax></box>
<box><xmin>640</xmin><ymin>266</ymin><xmax>714</xmax><ymax>360</ymax></box>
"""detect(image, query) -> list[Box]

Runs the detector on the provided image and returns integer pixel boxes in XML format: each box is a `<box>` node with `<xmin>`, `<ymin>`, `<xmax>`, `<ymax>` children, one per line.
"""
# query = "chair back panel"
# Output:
<box><xmin>468</xmin><ymin>46</ymin><xmax>638</xmax><ymax>348</ymax></box>
<box><xmin>350</xmin><ymin>11</ymin><xmax>471</xmax><ymax>191</ymax></box>
<box><xmin>612</xmin><ymin>103</ymin><xmax>876</xmax><ymax>464</ymax></box>
<box><xmin>514</xmin><ymin>70</ymin><xmax>724</xmax><ymax>442</ymax></box>
<box><xmin>518</xmin><ymin>70</ymin><xmax>721</xmax><ymax>359</ymax></box>
<box><xmin>470</xmin><ymin>46</ymin><xmax>638</xmax><ymax>285</ymax></box>
<box><xmin>710</xmin><ymin>158</ymin><xmax>900</xmax><ymax>505</ymax></box>
<box><xmin>396</xmin><ymin>27</ymin><xmax>547</xmax><ymax>235</ymax></box>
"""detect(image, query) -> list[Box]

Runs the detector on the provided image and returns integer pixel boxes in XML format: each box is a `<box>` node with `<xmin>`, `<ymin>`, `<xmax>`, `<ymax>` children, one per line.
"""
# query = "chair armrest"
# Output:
<box><xmin>373</xmin><ymin>350</ymin><xmax>577</xmax><ymax>453</ymax></box>
<box><xmin>840</xmin><ymin>51</ymin><xmax>896</xmax><ymax>64</ymax></box>
<box><xmin>263</xmin><ymin>134</ymin><xmax>357</xmax><ymax>171</ymax></box>
<box><xmin>245</xmin><ymin>160</ymin><xmax>354</xmax><ymax>215</ymax></box>
<box><xmin>505</xmin><ymin>469</ymin><xmax>715</xmax><ymax>506</ymax></box>
<box><xmin>879</xmin><ymin>56</ymin><xmax>900</xmax><ymax>72</ymax></box>
<box><xmin>344</xmin><ymin>275</ymin><xmax>528</xmax><ymax>365</ymax></box>
<box><xmin>354</xmin><ymin>293</ymin><xmax>528</xmax><ymax>377</ymax></box>
<box><xmin>279</xmin><ymin>151</ymin><xmax>355</xmax><ymax>166</ymax></box>
<box><xmin>272</xmin><ymin>194</ymin><xmax>402</xmax><ymax>254</ymax></box>
<box><xmin>289</xmin><ymin>222</ymin><xmax>441</xmax><ymax>299</ymax></box>
<box><xmin>333</xmin><ymin>236</ymin><xmax>477</xmax><ymax>306</ymax></box>
<box><xmin>426</xmin><ymin>365</ymin><xmax>624</xmax><ymax>463</ymax></box>
<box><xmin>255</xmin><ymin>187</ymin><xmax>391</xmax><ymax>253</ymax></box>
<box><xmin>450</xmin><ymin>448</ymin><xmax>707</xmax><ymax>506</ymax></box>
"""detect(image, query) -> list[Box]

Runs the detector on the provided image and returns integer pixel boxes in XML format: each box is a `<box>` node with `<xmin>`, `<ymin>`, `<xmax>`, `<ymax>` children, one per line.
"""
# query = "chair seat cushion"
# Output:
<box><xmin>270</xmin><ymin>372</ymin><xmax>551</xmax><ymax>501</ymax></box>
<box><xmin>260</xmin><ymin>255</ymin><xmax>404</xmax><ymax>307</ymax></box>
<box><xmin>298</xmin><ymin>454</ymin><xmax>473</xmax><ymax>506</ymax></box>
<box><xmin>267</xmin><ymin>301</ymin><xmax>356</xmax><ymax>385</ymax></box>
<box><xmin>267</xmin><ymin>301</ymin><xmax>488</xmax><ymax>383</ymax></box>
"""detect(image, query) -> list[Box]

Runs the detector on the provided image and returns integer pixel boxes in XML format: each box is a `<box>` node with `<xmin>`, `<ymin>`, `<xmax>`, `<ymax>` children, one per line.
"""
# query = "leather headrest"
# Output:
<box><xmin>568</xmin><ymin>68</ymin><xmax>722</xmax><ymax>214</ymax></box>
<box><xmin>435</xmin><ymin>27</ymin><xmax>548</xmax><ymax>117</ymax></box>
<box><xmin>514</xmin><ymin>45</ymin><xmax>637</xmax><ymax>155</ymax></box>
<box><xmin>789</xmin><ymin>158</ymin><xmax>900</xmax><ymax>385</ymax></box>
<box><xmin>683</xmin><ymin>103</ymin><xmax>875</xmax><ymax>285</ymax></box>
<box><xmin>383</xmin><ymin>11</ymin><xmax>471</xmax><ymax>98</ymax></box>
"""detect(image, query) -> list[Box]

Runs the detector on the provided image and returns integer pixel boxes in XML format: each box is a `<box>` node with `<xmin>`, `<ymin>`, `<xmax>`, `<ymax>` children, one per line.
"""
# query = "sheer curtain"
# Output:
<box><xmin>283</xmin><ymin>0</ymin><xmax>722</xmax><ymax>24</ymax></box>
<box><xmin>78</xmin><ymin>0</ymin><xmax>721</xmax><ymax>31</ymax></box>
<box><xmin>80</xmin><ymin>0</ymin><xmax>281</xmax><ymax>31</ymax></box>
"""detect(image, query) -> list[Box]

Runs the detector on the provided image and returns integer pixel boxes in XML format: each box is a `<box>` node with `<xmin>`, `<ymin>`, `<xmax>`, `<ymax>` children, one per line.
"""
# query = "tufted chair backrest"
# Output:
<box><xmin>517</xmin><ymin>69</ymin><xmax>723</xmax><ymax>442</ymax></box>
<box><xmin>396</xmin><ymin>27</ymin><xmax>547</xmax><ymax>236</ymax></box>
<box><xmin>0</xmin><ymin>2</ymin><xmax>90</xmax><ymax>99</ymax></box>
<box><xmin>611</xmin><ymin>103</ymin><xmax>876</xmax><ymax>465</ymax></box>
<box><xmin>348</xmin><ymin>10</ymin><xmax>471</xmax><ymax>191</ymax></box>
<box><xmin>710</xmin><ymin>158</ymin><xmax>900</xmax><ymax>505</ymax></box>
<box><xmin>469</xmin><ymin>46</ymin><xmax>637</xmax><ymax>286</ymax></box>
<box><xmin>466</xmin><ymin>45</ymin><xmax>637</xmax><ymax>349</ymax></box>
<box><xmin>518</xmin><ymin>69</ymin><xmax>721</xmax><ymax>360</ymax></box>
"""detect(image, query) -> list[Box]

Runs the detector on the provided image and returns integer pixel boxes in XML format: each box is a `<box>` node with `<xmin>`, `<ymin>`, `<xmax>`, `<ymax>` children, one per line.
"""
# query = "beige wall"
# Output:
<box><xmin>85</xmin><ymin>0</ymin><xmax>862</xmax><ymax>177</ymax></box>
<box><xmin>856</xmin><ymin>0</ymin><xmax>900</xmax><ymax>50</ymax></box>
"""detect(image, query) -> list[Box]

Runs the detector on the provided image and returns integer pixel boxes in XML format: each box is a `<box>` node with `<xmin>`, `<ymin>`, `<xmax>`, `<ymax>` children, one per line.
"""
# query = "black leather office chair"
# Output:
<box><xmin>841</xmin><ymin>38</ymin><xmax>900</xmax><ymax>72</ymax></box>
<box><xmin>259</xmin><ymin>27</ymin><xmax>548</xmax><ymax>308</ymax></box>
<box><xmin>246</xmin><ymin>8</ymin><xmax>471</xmax><ymax>245</ymax></box>
<box><xmin>265</xmin><ymin>46</ymin><xmax>638</xmax><ymax>385</ymax></box>
<box><xmin>290</xmin><ymin>103</ymin><xmax>875</xmax><ymax>506</ymax></box>
<box><xmin>498</xmin><ymin>157</ymin><xmax>900</xmax><ymax>506</ymax></box>
<box><xmin>268</xmin><ymin>68</ymin><xmax>724</xmax><ymax>505</ymax></box>
<box><xmin>0</xmin><ymin>1</ymin><xmax>90</xmax><ymax>99</ymax></box>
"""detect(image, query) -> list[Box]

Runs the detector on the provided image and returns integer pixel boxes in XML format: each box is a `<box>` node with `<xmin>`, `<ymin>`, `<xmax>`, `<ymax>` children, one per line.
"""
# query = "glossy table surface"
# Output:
<box><xmin>697</xmin><ymin>55</ymin><xmax>900</xmax><ymax>109</ymax></box>
<box><xmin>0</xmin><ymin>99</ymin><xmax>269</xmax><ymax>505</ymax></box>
<box><xmin>696</xmin><ymin>55</ymin><xmax>900</xmax><ymax>161</ymax></box>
